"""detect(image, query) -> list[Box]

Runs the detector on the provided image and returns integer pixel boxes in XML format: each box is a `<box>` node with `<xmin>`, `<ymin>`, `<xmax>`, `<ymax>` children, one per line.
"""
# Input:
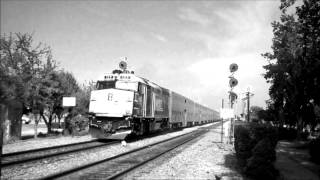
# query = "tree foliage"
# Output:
<box><xmin>250</xmin><ymin>106</ymin><xmax>264</xmax><ymax>122</ymax></box>
<box><xmin>74</xmin><ymin>81</ymin><xmax>96</xmax><ymax>114</ymax></box>
<box><xmin>1</xmin><ymin>33</ymin><xmax>54</xmax><ymax>139</ymax></box>
<box><xmin>262</xmin><ymin>0</ymin><xmax>320</xmax><ymax>132</ymax></box>
<box><xmin>1</xmin><ymin>33</ymin><xmax>51</xmax><ymax>103</ymax></box>
<box><xmin>1</xmin><ymin>33</ymin><xmax>91</xmax><ymax>137</ymax></box>
<box><xmin>40</xmin><ymin>70</ymin><xmax>79</xmax><ymax>133</ymax></box>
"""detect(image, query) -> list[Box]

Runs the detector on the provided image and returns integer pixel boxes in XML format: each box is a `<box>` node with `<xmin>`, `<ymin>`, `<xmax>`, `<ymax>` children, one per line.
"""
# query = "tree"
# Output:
<box><xmin>1</xmin><ymin>32</ymin><xmax>93</xmax><ymax>138</ymax></box>
<box><xmin>74</xmin><ymin>81</ymin><xmax>96</xmax><ymax>115</ymax></box>
<box><xmin>1</xmin><ymin>33</ymin><xmax>52</xmax><ymax>140</ymax></box>
<box><xmin>250</xmin><ymin>106</ymin><xmax>264</xmax><ymax>122</ymax></box>
<box><xmin>50</xmin><ymin>71</ymin><xmax>80</xmax><ymax>128</ymax></box>
<box><xmin>39</xmin><ymin>70</ymin><xmax>81</xmax><ymax>133</ymax></box>
<box><xmin>262</xmin><ymin>0</ymin><xmax>320</xmax><ymax>135</ymax></box>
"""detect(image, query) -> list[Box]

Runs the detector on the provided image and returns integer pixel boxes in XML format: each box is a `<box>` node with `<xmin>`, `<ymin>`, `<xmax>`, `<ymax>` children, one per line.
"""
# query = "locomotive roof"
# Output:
<box><xmin>101</xmin><ymin>73</ymin><xmax>162</xmax><ymax>90</ymax></box>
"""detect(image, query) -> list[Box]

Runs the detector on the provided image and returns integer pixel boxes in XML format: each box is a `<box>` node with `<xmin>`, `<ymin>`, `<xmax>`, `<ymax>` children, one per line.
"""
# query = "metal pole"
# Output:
<box><xmin>0</xmin><ymin>104</ymin><xmax>5</xmax><ymax>176</ymax></box>
<box><xmin>229</xmin><ymin>93</ymin><xmax>232</xmax><ymax>144</ymax></box>
<box><xmin>247</xmin><ymin>92</ymin><xmax>250</xmax><ymax>122</ymax></box>
<box><xmin>221</xmin><ymin>99</ymin><xmax>224</xmax><ymax>143</ymax></box>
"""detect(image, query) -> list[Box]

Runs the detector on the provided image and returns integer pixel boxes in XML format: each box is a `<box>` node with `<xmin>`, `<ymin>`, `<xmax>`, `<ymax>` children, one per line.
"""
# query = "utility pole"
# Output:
<box><xmin>0</xmin><ymin>104</ymin><xmax>5</xmax><ymax>176</ymax></box>
<box><xmin>247</xmin><ymin>92</ymin><xmax>250</xmax><ymax>122</ymax></box>
<box><xmin>221</xmin><ymin>99</ymin><xmax>224</xmax><ymax>143</ymax></box>
<box><xmin>244</xmin><ymin>87</ymin><xmax>254</xmax><ymax>122</ymax></box>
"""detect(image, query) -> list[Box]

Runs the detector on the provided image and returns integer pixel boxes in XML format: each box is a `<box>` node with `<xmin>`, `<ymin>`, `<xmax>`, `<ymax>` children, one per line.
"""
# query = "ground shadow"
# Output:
<box><xmin>277</xmin><ymin>141</ymin><xmax>320</xmax><ymax>177</ymax></box>
<box><xmin>215</xmin><ymin>150</ymin><xmax>250</xmax><ymax>180</ymax></box>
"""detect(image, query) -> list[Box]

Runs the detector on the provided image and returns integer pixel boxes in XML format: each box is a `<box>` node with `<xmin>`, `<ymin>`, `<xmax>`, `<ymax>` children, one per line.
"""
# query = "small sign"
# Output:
<box><xmin>63</xmin><ymin>97</ymin><xmax>76</xmax><ymax>107</ymax></box>
<box><xmin>220</xmin><ymin>108</ymin><xmax>234</xmax><ymax>119</ymax></box>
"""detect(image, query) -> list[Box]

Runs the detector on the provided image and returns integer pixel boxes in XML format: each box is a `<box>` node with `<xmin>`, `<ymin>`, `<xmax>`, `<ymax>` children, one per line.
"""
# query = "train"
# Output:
<box><xmin>88</xmin><ymin>62</ymin><xmax>220</xmax><ymax>139</ymax></box>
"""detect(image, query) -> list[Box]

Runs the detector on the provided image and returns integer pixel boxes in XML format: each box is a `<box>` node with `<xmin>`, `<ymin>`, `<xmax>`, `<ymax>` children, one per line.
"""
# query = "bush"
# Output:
<box><xmin>309</xmin><ymin>137</ymin><xmax>320</xmax><ymax>164</ymax></box>
<box><xmin>245</xmin><ymin>138</ymin><xmax>278</xmax><ymax>180</ymax></box>
<box><xmin>250</xmin><ymin>123</ymin><xmax>278</xmax><ymax>149</ymax></box>
<box><xmin>278</xmin><ymin>127</ymin><xmax>297</xmax><ymax>140</ymax></box>
<box><xmin>246</xmin><ymin>156</ymin><xmax>278</xmax><ymax>180</ymax></box>
<box><xmin>71</xmin><ymin>115</ymin><xmax>89</xmax><ymax>131</ymax></box>
<box><xmin>234</xmin><ymin>123</ymin><xmax>279</xmax><ymax>179</ymax></box>
<box><xmin>65</xmin><ymin>114</ymin><xmax>89</xmax><ymax>135</ymax></box>
<box><xmin>278</xmin><ymin>127</ymin><xmax>310</xmax><ymax>140</ymax></box>
<box><xmin>234</xmin><ymin>125</ymin><xmax>253</xmax><ymax>167</ymax></box>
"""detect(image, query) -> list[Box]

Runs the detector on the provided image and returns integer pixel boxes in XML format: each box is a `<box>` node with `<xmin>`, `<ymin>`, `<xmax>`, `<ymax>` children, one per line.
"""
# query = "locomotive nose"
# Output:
<box><xmin>89</xmin><ymin>89</ymin><xmax>134</xmax><ymax>117</ymax></box>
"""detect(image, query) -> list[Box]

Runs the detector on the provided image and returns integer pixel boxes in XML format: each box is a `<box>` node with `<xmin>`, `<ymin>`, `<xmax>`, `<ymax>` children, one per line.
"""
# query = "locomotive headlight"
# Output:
<box><xmin>107</xmin><ymin>93</ymin><xmax>113</xmax><ymax>101</ymax></box>
<box><xmin>125</xmin><ymin>110</ymin><xmax>131</xmax><ymax>115</ymax></box>
<box><xmin>103</xmin><ymin>122</ymin><xmax>112</xmax><ymax>131</ymax></box>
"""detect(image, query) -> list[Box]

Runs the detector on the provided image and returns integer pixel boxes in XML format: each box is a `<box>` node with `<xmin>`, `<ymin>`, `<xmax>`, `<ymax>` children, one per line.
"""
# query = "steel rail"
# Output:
<box><xmin>40</xmin><ymin>122</ymin><xmax>222</xmax><ymax>180</ymax></box>
<box><xmin>3</xmin><ymin>140</ymin><xmax>99</xmax><ymax>157</ymax></box>
<box><xmin>39</xmin><ymin>131</ymin><xmax>198</xmax><ymax>179</ymax></box>
<box><xmin>107</xmin><ymin>129</ymin><xmax>209</xmax><ymax>180</ymax></box>
<box><xmin>2</xmin><ymin>140</ymin><xmax>118</xmax><ymax>167</ymax></box>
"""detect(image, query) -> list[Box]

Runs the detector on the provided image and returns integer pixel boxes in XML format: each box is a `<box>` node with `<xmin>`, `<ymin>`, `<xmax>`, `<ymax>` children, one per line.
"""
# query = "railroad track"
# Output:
<box><xmin>1</xmin><ymin>139</ymin><xmax>118</xmax><ymax>167</ymax></box>
<box><xmin>41</xmin><ymin>123</ymin><xmax>219</xmax><ymax>180</ymax></box>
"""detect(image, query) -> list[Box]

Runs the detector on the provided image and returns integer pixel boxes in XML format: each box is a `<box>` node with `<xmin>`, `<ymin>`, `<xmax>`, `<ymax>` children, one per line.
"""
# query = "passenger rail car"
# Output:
<box><xmin>88</xmin><ymin>62</ymin><xmax>219</xmax><ymax>139</ymax></box>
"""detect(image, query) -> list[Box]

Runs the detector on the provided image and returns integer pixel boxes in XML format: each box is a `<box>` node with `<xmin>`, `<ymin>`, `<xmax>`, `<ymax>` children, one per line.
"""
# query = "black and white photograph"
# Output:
<box><xmin>0</xmin><ymin>0</ymin><xmax>319</xmax><ymax>179</ymax></box>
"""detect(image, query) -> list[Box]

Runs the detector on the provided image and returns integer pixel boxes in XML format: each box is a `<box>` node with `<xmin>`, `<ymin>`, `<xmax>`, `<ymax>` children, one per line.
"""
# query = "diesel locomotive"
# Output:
<box><xmin>88</xmin><ymin>62</ymin><xmax>219</xmax><ymax>139</ymax></box>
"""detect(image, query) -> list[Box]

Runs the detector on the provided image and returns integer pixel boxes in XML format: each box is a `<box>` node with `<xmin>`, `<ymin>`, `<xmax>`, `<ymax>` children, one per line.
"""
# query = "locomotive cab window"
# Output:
<box><xmin>96</xmin><ymin>81</ymin><xmax>115</xmax><ymax>90</ymax></box>
<box><xmin>116</xmin><ymin>81</ymin><xmax>138</xmax><ymax>91</ymax></box>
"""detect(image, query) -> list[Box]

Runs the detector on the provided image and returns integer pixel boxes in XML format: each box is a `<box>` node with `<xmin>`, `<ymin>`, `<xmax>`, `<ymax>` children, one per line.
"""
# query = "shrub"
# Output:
<box><xmin>71</xmin><ymin>115</ymin><xmax>89</xmax><ymax>131</ymax></box>
<box><xmin>65</xmin><ymin>114</ymin><xmax>89</xmax><ymax>135</ymax></box>
<box><xmin>309</xmin><ymin>137</ymin><xmax>320</xmax><ymax>164</ymax></box>
<box><xmin>245</xmin><ymin>138</ymin><xmax>278</xmax><ymax>180</ymax></box>
<box><xmin>234</xmin><ymin>122</ymin><xmax>279</xmax><ymax>179</ymax></box>
<box><xmin>249</xmin><ymin>123</ymin><xmax>278</xmax><ymax>149</ymax></box>
<box><xmin>246</xmin><ymin>156</ymin><xmax>278</xmax><ymax>180</ymax></box>
<box><xmin>234</xmin><ymin>125</ymin><xmax>253</xmax><ymax>167</ymax></box>
<box><xmin>278</xmin><ymin>127</ymin><xmax>310</xmax><ymax>140</ymax></box>
<box><xmin>278</xmin><ymin>127</ymin><xmax>297</xmax><ymax>140</ymax></box>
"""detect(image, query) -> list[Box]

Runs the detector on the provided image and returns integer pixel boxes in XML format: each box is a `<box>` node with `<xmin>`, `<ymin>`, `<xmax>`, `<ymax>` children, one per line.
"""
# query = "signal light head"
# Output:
<box><xmin>229</xmin><ymin>77</ymin><xmax>238</xmax><ymax>87</ymax></box>
<box><xmin>229</xmin><ymin>63</ymin><xmax>238</xmax><ymax>73</ymax></box>
<box><xmin>119</xmin><ymin>61</ymin><xmax>127</xmax><ymax>70</ymax></box>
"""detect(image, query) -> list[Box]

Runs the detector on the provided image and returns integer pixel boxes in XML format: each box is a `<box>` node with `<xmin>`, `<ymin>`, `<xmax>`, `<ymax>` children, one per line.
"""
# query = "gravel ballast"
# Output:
<box><xmin>3</xmin><ymin>135</ymin><xmax>95</xmax><ymax>154</ymax></box>
<box><xmin>123</xmin><ymin>123</ymin><xmax>243</xmax><ymax>180</ymax></box>
<box><xmin>2</xmin><ymin>123</ymin><xmax>220</xmax><ymax>179</ymax></box>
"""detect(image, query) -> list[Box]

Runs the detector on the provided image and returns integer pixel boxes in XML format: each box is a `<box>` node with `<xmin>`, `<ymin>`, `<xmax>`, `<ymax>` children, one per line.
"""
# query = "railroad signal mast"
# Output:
<box><xmin>228</xmin><ymin>63</ymin><xmax>238</xmax><ymax>144</ymax></box>
<box><xmin>229</xmin><ymin>63</ymin><xmax>238</xmax><ymax>108</ymax></box>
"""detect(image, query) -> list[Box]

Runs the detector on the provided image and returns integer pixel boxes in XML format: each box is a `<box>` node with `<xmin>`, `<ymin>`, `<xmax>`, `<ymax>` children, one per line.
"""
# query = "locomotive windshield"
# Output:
<box><xmin>116</xmin><ymin>81</ymin><xmax>138</xmax><ymax>91</ymax></box>
<box><xmin>96</xmin><ymin>80</ymin><xmax>138</xmax><ymax>91</ymax></box>
<box><xmin>96</xmin><ymin>81</ymin><xmax>116</xmax><ymax>90</ymax></box>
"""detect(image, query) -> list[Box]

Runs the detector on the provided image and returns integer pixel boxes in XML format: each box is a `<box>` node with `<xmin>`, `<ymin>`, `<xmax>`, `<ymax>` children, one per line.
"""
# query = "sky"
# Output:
<box><xmin>1</xmin><ymin>0</ymin><xmax>283</xmax><ymax>112</ymax></box>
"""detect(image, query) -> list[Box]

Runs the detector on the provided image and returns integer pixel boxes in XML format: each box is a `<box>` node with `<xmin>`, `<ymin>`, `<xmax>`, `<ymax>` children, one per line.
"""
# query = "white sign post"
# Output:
<box><xmin>62</xmin><ymin>97</ymin><xmax>76</xmax><ymax>135</ymax></box>
<box><xmin>62</xmin><ymin>97</ymin><xmax>76</xmax><ymax>107</ymax></box>
<box><xmin>220</xmin><ymin>108</ymin><xmax>235</xmax><ymax>119</ymax></box>
<box><xmin>220</xmin><ymin>108</ymin><xmax>235</xmax><ymax>143</ymax></box>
